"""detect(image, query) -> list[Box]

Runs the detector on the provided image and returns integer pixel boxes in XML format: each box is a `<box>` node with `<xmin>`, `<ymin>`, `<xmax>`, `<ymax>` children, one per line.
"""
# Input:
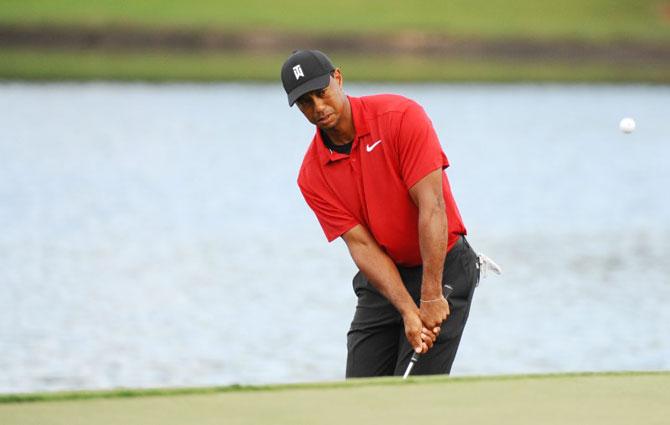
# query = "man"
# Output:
<box><xmin>281</xmin><ymin>50</ymin><xmax>480</xmax><ymax>377</ymax></box>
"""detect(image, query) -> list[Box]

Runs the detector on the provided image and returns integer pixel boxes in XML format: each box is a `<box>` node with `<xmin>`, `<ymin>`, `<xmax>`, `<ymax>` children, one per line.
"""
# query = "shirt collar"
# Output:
<box><xmin>316</xmin><ymin>95</ymin><xmax>370</xmax><ymax>165</ymax></box>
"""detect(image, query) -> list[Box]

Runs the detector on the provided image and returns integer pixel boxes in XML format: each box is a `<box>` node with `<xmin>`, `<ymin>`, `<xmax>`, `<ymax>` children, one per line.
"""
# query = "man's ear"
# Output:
<box><xmin>333</xmin><ymin>68</ymin><xmax>343</xmax><ymax>88</ymax></box>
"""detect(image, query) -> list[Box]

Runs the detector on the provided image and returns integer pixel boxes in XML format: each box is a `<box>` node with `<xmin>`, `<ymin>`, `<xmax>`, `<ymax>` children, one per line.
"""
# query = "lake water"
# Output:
<box><xmin>1</xmin><ymin>82</ymin><xmax>669</xmax><ymax>394</ymax></box>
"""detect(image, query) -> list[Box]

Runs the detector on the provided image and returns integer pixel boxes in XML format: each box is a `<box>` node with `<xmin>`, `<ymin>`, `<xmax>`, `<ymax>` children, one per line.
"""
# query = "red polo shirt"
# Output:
<box><xmin>298</xmin><ymin>94</ymin><xmax>466</xmax><ymax>266</ymax></box>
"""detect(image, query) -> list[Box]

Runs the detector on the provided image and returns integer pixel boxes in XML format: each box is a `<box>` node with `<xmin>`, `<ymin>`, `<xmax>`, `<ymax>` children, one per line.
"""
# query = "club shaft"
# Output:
<box><xmin>402</xmin><ymin>353</ymin><xmax>420</xmax><ymax>379</ymax></box>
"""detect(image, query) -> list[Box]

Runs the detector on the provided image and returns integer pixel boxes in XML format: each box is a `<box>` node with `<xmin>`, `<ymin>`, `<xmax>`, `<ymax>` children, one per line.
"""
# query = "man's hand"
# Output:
<box><xmin>403</xmin><ymin>309</ymin><xmax>438</xmax><ymax>354</ymax></box>
<box><xmin>419</xmin><ymin>297</ymin><xmax>450</xmax><ymax>333</ymax></box>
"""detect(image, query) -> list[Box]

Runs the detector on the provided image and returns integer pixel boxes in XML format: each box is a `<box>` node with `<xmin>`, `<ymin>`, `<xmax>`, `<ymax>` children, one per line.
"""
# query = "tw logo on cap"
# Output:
<box><xmin>293</xmin><ymin>64</ymin><xmax>305</xmax><ymax>80</ymax></box>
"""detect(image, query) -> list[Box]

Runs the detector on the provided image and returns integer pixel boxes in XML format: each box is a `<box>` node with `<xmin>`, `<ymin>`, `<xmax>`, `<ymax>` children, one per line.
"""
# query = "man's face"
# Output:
<box><xmin>295</xmin><ymin>69</ymin><xmax>346</xmax><ymax>130</ymax></box>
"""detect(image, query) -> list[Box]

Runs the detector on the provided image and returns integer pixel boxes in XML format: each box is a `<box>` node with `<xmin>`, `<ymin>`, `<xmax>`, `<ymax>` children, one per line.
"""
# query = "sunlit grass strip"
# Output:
<box><xmin>1</xmin><ymin>371</ymin><xmax>667</xmax><ymax>404</ymax></box>
<box><xmin>0</xmin><ymin>49</ymin><xmax>285</xmax><ymax>81</ymax></box>
<box><xmin>2</xmin><ymin>48</ymin><xmax>670</xmax><ymax>83</ymax></box>
<box><xmin>339</xmin><ymin>55</ymin><xmax>670</xmax><ymax>84</ymax></box>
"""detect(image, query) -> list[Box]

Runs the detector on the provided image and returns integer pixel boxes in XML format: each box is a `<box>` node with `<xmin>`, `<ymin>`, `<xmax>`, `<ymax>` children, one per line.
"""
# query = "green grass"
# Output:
<box><xmin>2</xmin><ymin>48</ymin><xmax>670</xmax><ymax>83</ymax></box>
<box><xmin>2</xmin><ymin>1</ymin><xmax>668</xmax><ymax>82</ymax></box>
<box><xmin>0</xmin><ymin>49</ymin><xmax>284</xmax><ymax>81</ymax></box>
<box><xmin>1</xmin><ymin>372</ymin><xmax>668</xmax><ymax>425</ymax></box>
<box><xmin>1</xmin><ymin>0</ymin><xmax>670</xmax><ymax>42</ymax></box>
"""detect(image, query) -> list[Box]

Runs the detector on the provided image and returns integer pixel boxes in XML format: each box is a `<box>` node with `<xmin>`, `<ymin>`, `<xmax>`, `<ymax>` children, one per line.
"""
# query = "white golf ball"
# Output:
<box><xmin>619</xmin><ymin>117</ymin><xmax>636</xmax><ymax>134</ymax></box>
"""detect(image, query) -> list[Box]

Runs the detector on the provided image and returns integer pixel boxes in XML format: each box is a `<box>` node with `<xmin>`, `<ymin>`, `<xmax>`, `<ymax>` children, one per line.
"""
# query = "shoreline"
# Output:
<box><xmin>2</xmin><ymin>24</ymin><xmax>670</xmax><ymax>83</ymax></box>
<box><xmin>2</xmin><ymin>24</ymin><xmax>670</xmax><ymax>63</ymax></box>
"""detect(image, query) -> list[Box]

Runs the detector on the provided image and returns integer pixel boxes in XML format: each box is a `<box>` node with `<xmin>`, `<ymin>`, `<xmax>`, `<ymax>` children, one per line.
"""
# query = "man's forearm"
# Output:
<box><xmin>418</xmin><ymin>200</ymin><xmax>448</xmax><ymax>300</ymax></box>
<box><xmin>343</xmin><ymin>225</ymin><xmax>437</xmax><ymax>353</ymax></box>
<box><xmin>344</xmin><ymin>232</ymin><xmax>417</xmax><ymax>317</ymax></box>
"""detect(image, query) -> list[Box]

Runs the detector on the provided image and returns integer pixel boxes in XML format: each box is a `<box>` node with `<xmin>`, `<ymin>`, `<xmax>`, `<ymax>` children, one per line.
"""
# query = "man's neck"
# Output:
<box><xmin>323</xmin><ymin>97</ymin><xmax>354</xmax><ymax>146</ymax></box>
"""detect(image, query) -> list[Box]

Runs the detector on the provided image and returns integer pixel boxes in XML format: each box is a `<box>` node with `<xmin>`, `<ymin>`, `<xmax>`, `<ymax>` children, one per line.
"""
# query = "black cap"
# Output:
<box><xmin>281</xmin><ymin>50</ymin><xmax>335</xmax><ymax>106</ymax></box>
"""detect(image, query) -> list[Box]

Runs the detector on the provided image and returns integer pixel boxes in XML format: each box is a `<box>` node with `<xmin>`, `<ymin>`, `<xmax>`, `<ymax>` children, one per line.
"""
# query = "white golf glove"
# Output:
<box><xmin>477</xmin><ymin>253</ymin><xmax>502</xmax><ymax>280</ymax></box>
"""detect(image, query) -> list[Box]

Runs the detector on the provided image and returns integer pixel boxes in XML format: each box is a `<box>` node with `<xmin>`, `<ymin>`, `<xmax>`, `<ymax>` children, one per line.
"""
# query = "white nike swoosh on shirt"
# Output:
<box><xmin>366</xmin><ymin>140</ymin><xmax>382</xmax><ymax>152</ymax></box>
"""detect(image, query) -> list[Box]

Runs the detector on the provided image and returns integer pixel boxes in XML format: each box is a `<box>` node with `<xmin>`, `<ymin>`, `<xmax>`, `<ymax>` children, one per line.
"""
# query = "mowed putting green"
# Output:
<box><xmin>1</xmin><ymin>372</ymin><xmax>668</xmax><ymax>425</ymax></box>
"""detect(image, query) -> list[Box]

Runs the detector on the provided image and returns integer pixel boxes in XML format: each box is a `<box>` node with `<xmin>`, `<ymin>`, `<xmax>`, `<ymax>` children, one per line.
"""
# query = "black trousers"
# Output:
<box><xmin>345</xmin><ymin>236</ymin><xmax>480</xmax><ymax>378</ymax></box>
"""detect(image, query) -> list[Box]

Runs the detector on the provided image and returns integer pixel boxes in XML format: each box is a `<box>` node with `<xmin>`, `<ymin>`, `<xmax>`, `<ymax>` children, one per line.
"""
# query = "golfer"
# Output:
<box><xmin>281</xmin><ymin>50</ymin><xmax>480</xmax><ymax>377</ymax></box>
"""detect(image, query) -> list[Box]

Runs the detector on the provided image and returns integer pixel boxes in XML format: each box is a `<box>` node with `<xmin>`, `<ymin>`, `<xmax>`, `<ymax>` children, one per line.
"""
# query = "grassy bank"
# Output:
<box><xmin>2</xmin><ymin>0</ymin><xmax>670</xmax><ymax>42</ymax></box>
<box><xmin>3</xmin><ymin>48</ymin><xmax>670</xmax><ymax>83</ymax></box>
<box><xmin>1</xmin><ymin>0</ymin><xmax>669</xmax><ymax>82</ymax></box>
<box><xmin>1</xmin><ymin>372</ymin><xmax>668</xmax><ymax>425</ymax></box>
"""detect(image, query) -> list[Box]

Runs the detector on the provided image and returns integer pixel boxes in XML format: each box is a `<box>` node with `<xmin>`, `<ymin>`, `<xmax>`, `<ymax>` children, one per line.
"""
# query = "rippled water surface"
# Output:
<box><xmin>1</xmin><ymin>83</ymin><xmax>669</xmax><ymax>393</ymax></box>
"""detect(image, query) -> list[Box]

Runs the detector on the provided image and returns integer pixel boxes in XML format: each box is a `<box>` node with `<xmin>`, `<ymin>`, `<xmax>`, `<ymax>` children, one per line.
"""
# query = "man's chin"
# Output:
<box><xmin>317</xmin><ymin>123</ymin><xmax>336</xmax><ymax>131</ymax></box>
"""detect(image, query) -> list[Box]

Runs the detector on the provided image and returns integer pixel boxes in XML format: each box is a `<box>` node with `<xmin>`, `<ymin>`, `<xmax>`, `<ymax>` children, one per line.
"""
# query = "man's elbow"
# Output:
<box><xmin>342</xmin><ymin>225</ymin><xmax>374</xmax><ymax>250</ymax></box>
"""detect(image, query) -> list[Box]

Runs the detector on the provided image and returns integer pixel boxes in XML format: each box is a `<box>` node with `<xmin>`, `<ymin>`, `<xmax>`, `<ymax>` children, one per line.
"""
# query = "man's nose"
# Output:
<box><xmin>312</xmin><ymin>96</ymin><xmax>326</xmax><ymax>112</ymax></box>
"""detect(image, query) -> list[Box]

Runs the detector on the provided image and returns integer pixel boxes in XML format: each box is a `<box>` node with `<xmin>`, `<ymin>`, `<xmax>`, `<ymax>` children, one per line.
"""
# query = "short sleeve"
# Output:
<box><xmin>298</xmin><ymin>179</ymin><xmax>359</xmax><ymax>242</ymax></box>
<box><xmin>396</xmin><ymin>101</ymin><xmax>449</xmax><ymax>189</ymax></box>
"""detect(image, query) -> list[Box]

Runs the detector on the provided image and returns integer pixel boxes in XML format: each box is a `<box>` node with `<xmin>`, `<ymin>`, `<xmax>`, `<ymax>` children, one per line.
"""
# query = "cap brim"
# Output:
<box><xmin>287</xmin><ymin>73</ymin><xmax>331</xmax><ymax>106</ymax></box>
